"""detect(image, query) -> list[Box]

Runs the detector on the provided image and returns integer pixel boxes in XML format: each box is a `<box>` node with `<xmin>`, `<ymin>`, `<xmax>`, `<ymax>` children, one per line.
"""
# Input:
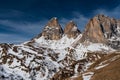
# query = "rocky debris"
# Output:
<box><xmin>65</xmin><ymin>52</ymin><xmax>120</xmax><ymax>80</ymax></box>
<box><xmin>0</xmin><ymin>43</ymin><xmax>61</xmax><ymax>80</ymax></box>
<box><xmin>0</xmin><ymin>14</ymin><xmax>120</xmax><ymax>80</ymax></box>
<box><xmin>88</xmin><ymin>52</ymin><xmax>120</xmax><ymax>80</ymax></box>
<box><xmin>64</xmin><ymin>21</ymin><xmax>81</xmax><ymax>38</ymax></box>
<box><xmin>0</xmin><ymin>65</ymin><xmax>23</xmax><ymax>80</ymax></box>
<box><xmin>41</xmin><ymin>17</ymin><xmax>63</xmax><ymax>40</ymax></box>
<box><xmin>0</xmin><ymin>43</ymin><xmax>12</xmax><ymax>56</ymax></box>
<box><xmin>0</xmin><ymin>42</ymin><xmax>117</xmax><ymax>80</ymax></box>
<box><xmin>51</xmin><ymin>51</ymin><xmax>106</xmax><ymax>80</ymax></box>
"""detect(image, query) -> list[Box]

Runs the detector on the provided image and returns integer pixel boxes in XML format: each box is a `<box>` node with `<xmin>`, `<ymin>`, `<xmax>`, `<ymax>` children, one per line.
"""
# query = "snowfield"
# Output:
<box><xmin>0</xmin><ymin>35</ymin><xmax>115</xmax><ymax>80</ymax></box>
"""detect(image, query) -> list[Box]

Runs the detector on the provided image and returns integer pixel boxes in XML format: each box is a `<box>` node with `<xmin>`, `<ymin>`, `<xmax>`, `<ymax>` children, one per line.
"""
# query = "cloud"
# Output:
<box><xmin>0</xmin><ymin>9</ymin><xmax>25</xmax><ymax>19</ymax></box>
<box><xmin>93</xmin><ymin>5</ymin><xmax>120</xmax><ymax>19</ymax></box>
<box><xmin>59</xmin><ymin>4</ymin><xmax>120</xmax><ymax>32</ymax></box>
<box><xmin>59</xmin><ymin>13</ymin><xmax>89</xmax><ymax>31</ymax></box>
<box><xmin>0</xmin><ymin>17</ymin><xmax>49</xmax><ymax>43</ymax></box>
<box><xmin>0</xmin><ymin>15</ymin><xmax>88</xmax><ymax>43</ymax></box>
<box><xmin>0</xmin><ymin>33</ymin><xmax>29</xmax><ymax>44</ymax></box>
<box><xmin>0</xmin><ymin>5</ymin><xmax>120</xmax><ymax>44</ymax></box>
<box><xmin>0</xmin><ymin>19</ymin><xmax>48</xmax><ymax>35</ymax></box>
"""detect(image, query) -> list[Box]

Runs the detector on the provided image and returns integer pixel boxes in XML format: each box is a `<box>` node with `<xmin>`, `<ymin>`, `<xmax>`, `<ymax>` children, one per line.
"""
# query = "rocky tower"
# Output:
<box><xmin>64</xmin><ymin>21</ymin><xmax>81</xmax><ymax>38</ymax></box>
<box><xmin>80</xmin><ymin>14</ymin><xmax>120</xmax><ymax>49</ymax></box>
<box><xmin>80</xmin><ymin>15</ymin><xmax>106</xmax><ymax>43</ymax></box>
<box><xmin>41</xmin><ymin>17</ymin><xmax>63</xmax><ymax>40</ymax></box>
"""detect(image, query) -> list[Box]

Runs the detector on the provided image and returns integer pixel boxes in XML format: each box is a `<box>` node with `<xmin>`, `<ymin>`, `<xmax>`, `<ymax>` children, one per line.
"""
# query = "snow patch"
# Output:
<box><xmin>35</xmin><ymin>36</ymin><xmax>75</xmax><ymax>49</ymax></box>
<box><xmin>95</xmin><ymin>64</ymin><xmax>109</xmax><ymax>70</ymax></box>
<box><xmin>71</xmin><ymin>26</ymin><xmax>77</xmax><ymax>31</ymax></box>
<box><xmin>82</xmin><ymin>72</ymin><xmax>94</xmax><ymax>80</ymax></box>
<box><xmin>76</xmin><ymin>43</ymin><xmax>114</xmax><ymax>53</ymax></box>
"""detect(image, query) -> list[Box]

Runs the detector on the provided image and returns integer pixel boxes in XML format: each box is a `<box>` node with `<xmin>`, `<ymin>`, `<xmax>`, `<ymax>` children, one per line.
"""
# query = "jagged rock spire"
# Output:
<box><xmin>64</xmin><ymin>21</ymin><xmax>81</xmax><ymax>38</ymax></box>
<box><xmin>80</xmin><ymin>14</ymin><xmax>120</xmax><ymax>49</ymax></box>
<box><xmin>41</xmin><ymin>17</ymin><xmax>63</xmax><ymax>40</ymax></box>
<box><xmin>46</xmin><ymin>17</ymin><xmax>59</xmax><ymax>27</ymax></box>
<box><xmin>80</xmin><ymin>16</ymin><xmax>106</xmax><ymax>43</ymax></box>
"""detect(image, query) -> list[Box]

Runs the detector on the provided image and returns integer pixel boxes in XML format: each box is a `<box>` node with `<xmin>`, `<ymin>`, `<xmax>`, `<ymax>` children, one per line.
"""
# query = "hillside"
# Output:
<box><xmin>0</xmin><ymin>14</ymin><xmax>120</xmax><ymax>80</ymax></box>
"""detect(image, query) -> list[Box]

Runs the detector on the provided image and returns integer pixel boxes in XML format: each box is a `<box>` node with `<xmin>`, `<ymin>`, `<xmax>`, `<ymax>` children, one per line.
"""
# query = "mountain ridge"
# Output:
<box><xmin>0</xmin><ymin>14</ymin><xmax>120</xmax><ymax>80</ymax></box>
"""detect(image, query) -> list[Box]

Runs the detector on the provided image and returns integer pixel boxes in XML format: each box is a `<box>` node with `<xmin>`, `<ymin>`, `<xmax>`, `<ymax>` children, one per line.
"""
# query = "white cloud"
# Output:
<box><xmin>59</xmin><ymin>5</ymin><xmax>120</xmax><ymax>32</ymax></box>
<box><xmin>0</xmin><ymin>10</ymin><xmax>24</xmax><ymax>18</ymax></box>
<box><xmin>59</xmin><ymin>13</ymin><xmax>89</xmax><ymax>31</ymax></box>
<box><xmin>0</xmin><ymin>19</ymin><xmax>48</xmax><ymax>34</ymax></box>
<box><xmin>0</xmin><ymin>33</ymin><xmax>29</xmax><ymax>44</ymax></box>
<box><xmin>72</xmin><ymin>14</ymin><xmax>89</xmax><ymax>31</ymax></box>
<box><xmin>93</xmin><ymin>5</ymin><xmax>120</xmax><ymax>19</ymax></box>
<box><xmin>0</xmin><ymin>5</ymin><xmax>120</xmax><ymax>43</ymax></box>
<box><xmin>0</xmin><ymin>19</ymin><xmax>48</xmax><ymax>43</ymax></box>
<box><xmin>0</xmin><ymin>16</ymin><xmax>88</xmax><ymax>43</ymax></box>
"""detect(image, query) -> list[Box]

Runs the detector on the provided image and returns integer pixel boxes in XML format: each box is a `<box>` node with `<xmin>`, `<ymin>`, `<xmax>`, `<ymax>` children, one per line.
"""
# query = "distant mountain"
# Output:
<box><xmin>0</xmin><ymin>14</ymin><xmax>120</xmax><ymax>80</ymax></box>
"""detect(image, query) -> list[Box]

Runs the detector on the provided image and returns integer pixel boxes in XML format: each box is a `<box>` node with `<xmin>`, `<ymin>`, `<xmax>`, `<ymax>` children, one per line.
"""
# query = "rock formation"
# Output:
<box><xmin>64</xmin><ymin>21</ymin><xmax>81</xmax><ymax>38</ymax></box>
<box><xmin>0</xmin><ymin>14</ymin><xmax>120</xmax><ymax>80</ymax></box>
<box><xmin>80</xmin><ymin>15</ymin><xmax>106</xmax><ymax>43</ymax></box>
<box><xmin>80</xmin><ymin>14</ymin><xmax>120</xmax><ymax>49</ymax></box>
<box><xmin>41</xmin><ymin>17</ymin><xmax>63</xmax><ymax>40</ymax></box>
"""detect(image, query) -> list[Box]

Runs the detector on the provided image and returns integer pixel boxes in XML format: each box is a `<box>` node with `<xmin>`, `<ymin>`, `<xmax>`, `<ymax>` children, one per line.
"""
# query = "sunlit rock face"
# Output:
<box><xmin>41</xmin><ymin>17</ymin><xmax>63</xmax><ymax>40</ymax></box>
<box><xmin>80</xmin><ymin>14</ymin><xmax>120</xmax><ymax>49</ymax></box>
<box><xmin>0</xmin><ymin>14</ymin><xmax>120</xmax><ymax>80</ymax></box>
<box><xmin>64</xmin><ymin>21</ymin><xmax>81</xmax><ymax>39</ymax></box>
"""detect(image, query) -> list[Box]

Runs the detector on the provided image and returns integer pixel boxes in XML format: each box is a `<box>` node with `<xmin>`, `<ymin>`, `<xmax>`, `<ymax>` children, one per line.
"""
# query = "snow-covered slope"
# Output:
<box><xmin>34</xmin><ymin>35</ymin><xmax>75</xmax><ymax>49</ymax></box>
<box><xmin>0</xmin><ymin>34</ymin><xmax>114</xmax><ymax>80</ymax></box>
<box><xmin>0</xmin><ymin>14</ymin><xmax>119</xmax><ymax>80</ymax></box>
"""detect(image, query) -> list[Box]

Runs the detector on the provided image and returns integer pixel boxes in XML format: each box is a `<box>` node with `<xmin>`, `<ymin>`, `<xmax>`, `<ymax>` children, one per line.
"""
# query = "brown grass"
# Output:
<box><xmin>89</xmin><ymin>53</ymin><xmax>119</xmax><ymax>70</ymax></box>
<box><xmin>65</xmin><ymin>52</ymin><xmax>120</xmax><ymax>80</ymax></box>
<box><xmin>91</xmin><ymin>57</ymin><xmax>120</xmax><ymax>80</ymax></box>
<box><xmin>65</xmin><ymin>75</ymin><xmax>83</xmax><ymax>80</ymax></box>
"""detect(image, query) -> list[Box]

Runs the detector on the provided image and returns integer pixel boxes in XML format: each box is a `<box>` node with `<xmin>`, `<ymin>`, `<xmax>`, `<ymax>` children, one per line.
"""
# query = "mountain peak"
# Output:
<box><xmin>0</xmin><ymin>14</ymin><xmax>120</xmax><ymax>80</ymax></box>
<box><xmin>41</xmin><ymin>17</ymin><xmax>63</xmax><ymax>40</ymax></box>
<box><xmin>80</xmin><ymin>17</ymin><xmax>106</xmax><ymax>43</ymax></box>
<box><xmin>80</xmin><ymin>14</ymin><xmax>120</xmax><ymax>49</ymax></box>
<box><xmin>95</xmin><ymin>14</ymin><xmax>106</xmax><ymax>17</ymax></box>
<box><xmin>46</xmin><ymin>17</ymin><xmax>59</xmax><ymax>27</ymax></box>
<box><xmin>64</xmin><ymin>21</ymin><xmax>77</xmax><ymax>32</ymax></box>
<box><xmin>64</xmin><ymin>21</ymin><xmax>81</xmax><ymax>38</ymax></box>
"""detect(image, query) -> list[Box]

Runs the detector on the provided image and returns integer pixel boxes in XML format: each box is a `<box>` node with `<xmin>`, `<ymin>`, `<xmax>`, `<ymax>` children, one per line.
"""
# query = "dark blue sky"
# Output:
<box><xmin>0</xmin><ymin>0</ymin><xmax>120</xmax><ymax>43</ymax></box>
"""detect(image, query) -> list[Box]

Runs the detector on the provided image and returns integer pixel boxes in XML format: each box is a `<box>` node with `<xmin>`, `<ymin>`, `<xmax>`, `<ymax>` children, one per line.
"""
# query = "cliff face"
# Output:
<box><xmin>0</xmin><ymin>14</ymin><xmax>120</xmax><ymax>80</ymax></box>
<box><xmin>41</xmin><ymin>17</ymin><xmax>63</xmax><ymax>40</ymax></box>
<box><xmin>64</xmin><ymin>21</ymin><xmax>81</xmax><ymax>39</ymax></box>
<box><xmin>37</xmin><ymin>15</ymin><xmax>120</xmax><ymax>49</ymax></box>
<box><xmin>80</xmin><ymin>16</ymin><xmax>106</xmax><ymax>43</ymax></box>
<box><xmin>80</xmin><ymin>14</ymin><xmax>120</xmax><ymax>49</ymax></box>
